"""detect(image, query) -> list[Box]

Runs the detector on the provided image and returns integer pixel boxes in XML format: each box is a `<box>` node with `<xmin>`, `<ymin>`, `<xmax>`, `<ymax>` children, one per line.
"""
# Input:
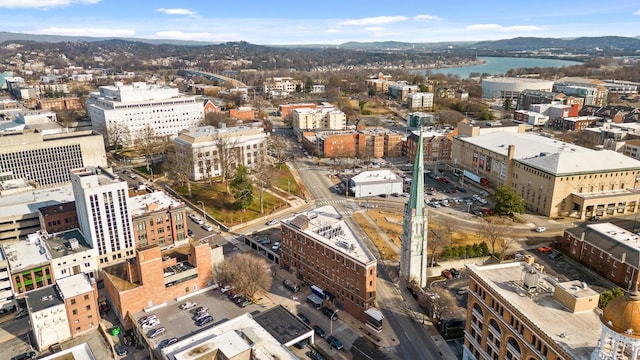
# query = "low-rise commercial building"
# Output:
<box><xmin>348</xmin><ymin>170</ymin><xmax>403</xmax><ymax>198</ymax></box>
<box><xmin>174</xmin><ymin>125</ymin><xmax>267</xmax><ymax>181</ymax></box>
<box><xmin>279</xmin><ymin>206</ymin><xmax>379</xmax><ymax>324</ymax></box>
<box><xmin>481</xmin><ymin>77</ymin><xmax>554</xmax><ymax>101</ymax></box>
<box><xmin>463</xmin><ymin>262</ymin><xmax>601</xmax><ymax>360</ymax></box>
<box><xmin>5</xmin><ymin>234</ymin><xmax>55</xmax><ymax>295</ymax></box>
<box><xmin>38</xmin><ymin>202</ymin><xmax>78</xmax><ymax>234</ymax></box>
<box><xmin>43</xmin><ymin>229</ymin><xmax>98</xmax><ymax>281</ymax></box>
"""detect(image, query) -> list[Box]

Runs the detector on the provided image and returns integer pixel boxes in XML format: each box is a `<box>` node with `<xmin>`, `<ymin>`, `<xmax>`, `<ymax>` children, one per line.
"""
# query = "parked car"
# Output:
<box><xmin>313</xmin><ymin>325</ymin><xmax>326</xmax><ymax>338</ymax></box>
<box><xmin>148</xmin><ymin>327</ymin><xmax>166</xmax><ymax>339</ymax></box>
<box><xmin>271</xmin><ymin>241</ymin><xmax>281</xmax><ymax>252</ymax></box>
<box><xmin>129</xmin><ymin>174</ymin><xmax>137</xmax><ymax>179</ymax></box>
<box><xmin>537</xmin><ymin>245</ymin><xmax>553</xmax><ymax>253</ymax></box>
<box><xmin>548</xmin><ymin>251</ymin><xmax>562</xmax><ymax>260</ymax></box>
<box><xmin>142</xmin><ymin>318</ymin><xmax>160</xmax><ymax>329</ymax></box>
<box><xmin>11</xmin><ymin>351</ymin><xmax>36</xmax><ymax>360</ymax></box>
<box><xmin>193</xmin><ymin>311</ymin><xmax>211</xmax><ymax>322</ymax></box>
<box><xmin>306</xmin><ymin>350</ymin><xmax>325</xmax><ymax>360</ymax></box>
<box><xmin>138</xmin><ymin>314</ymin><xmax>157</xmax><ymax>325</ymax></box>
<box><xmin>589</xmin><ymin>215</ymin><xmax>600</xmax><ymax>221</ymax></box>
<box><xmin>179</xmin><ymin>301</ymin><xmax>197</xmax><ymax>310</ymax></box>
<box><xmin>201</xmin><ymin>223</ymin><xmax>213</xmax><ymax>232</ymax></box>
<box><xmin>165</xmin><ymin>337</ymin><xmax>179</xmax><ymax>347</ymax></box>
<box><xmin>535</xmin><ymin>226</ymin><xmax>547</xmax><ymax>232</ymax></box>
<box><xmin>187</xmin><ymin>229</ymin><xmax>194</xmax><ymax>236</ymax></box>
<box><xmin>321</xmin><ymin>307</ymin><xmax>338</xmax><ymax>321</ymax></box>
<box><xmin>327</xmin><ymin>335</ymin><xmax>344</xmax><ymax>350</ymax></box>
<box><xmin>297</xmin><ymin>312</ymin><xmax>310</xmax><ymax>324</ymax></box>
<box><xmin>220</xmin><ymin>285</ymin><xmax>233</xmax><ymax>294</ymax></box>
<box><xmin>449</xmin><ymin>268</ymin><xmax>461</xmax><ymax>279</ymax></box>
<box><xmin>441</xmin><ymin>270</ymin><xmax>453</xmax><ymax>279</ymax></box>
<box><xmin>195</xmin><ymin>315</ymin><xmax>214</xmax><ymax>327</ymax></box>
<box><xmin>193</xmin><ymin>306</ymin><xmax>209</xmax><ymax>315</ymax></box>
<box><xmin>115</xmin><ymin>343</ymin><xmax>128</xmax><ymax>356</ymax></box>
<box><xmin>265</xmin><ymin>219</ymin><xmax>278</xmax><ymax>226</ymax></box>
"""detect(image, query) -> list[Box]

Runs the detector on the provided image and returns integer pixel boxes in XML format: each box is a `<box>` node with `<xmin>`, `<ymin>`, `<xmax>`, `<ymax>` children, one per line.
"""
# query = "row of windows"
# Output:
<box><xmin>0</xmin><ymin>144</ymin><xmax>83</xmax><ymax>186</ymax></box>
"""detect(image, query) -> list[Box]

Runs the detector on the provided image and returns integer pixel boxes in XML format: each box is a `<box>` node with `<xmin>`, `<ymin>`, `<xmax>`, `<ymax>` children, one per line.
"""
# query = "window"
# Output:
<box><xmin>72</xmin><ymin>309</ymin><xmax>78</xmax><ymax>315</ymax></box>
<box><xmin>71</xmin><ymin>299</ymin><xmax>76</xmax><ymax>305</ymax></box>
<box><xmin>86</xmin><ymin>305</ymin><xmax>91</xmax><ymax>310</ymax></box>
<box><xmin>84</xmin><ymin>294</ymin><xmax>89</xmax><ymax>300</ymax></box>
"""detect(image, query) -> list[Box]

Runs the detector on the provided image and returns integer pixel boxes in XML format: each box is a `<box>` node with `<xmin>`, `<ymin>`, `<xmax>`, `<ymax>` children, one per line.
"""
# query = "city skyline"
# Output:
<box><xmin>0</xmin><ymin>1</ymin><xmax>639</xmax><ymax>45</ymax></box>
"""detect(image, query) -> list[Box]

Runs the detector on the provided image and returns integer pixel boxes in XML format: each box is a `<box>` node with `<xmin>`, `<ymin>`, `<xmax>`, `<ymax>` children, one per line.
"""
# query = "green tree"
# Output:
<box><xmin>304</xmin><ymin>77</ymin><xmax>314</xmax><ymax>93</ymax></box>
<box><xmin>358</xmin><ymin>99</ymin><xmax>367</xmax><ymax>113</ymax></box>
<box><xmin>598</xmin><ymin>287</ymin><xmax>624</xmax><ymax>309</ymax></box>
<box><xmin>231</xmin><ymin>165</ymin><xmax>254</xmax><ymax>210</ymax></box>
<box><xmin>493</xmin><ymin>185</ymin><xmax>526</xmax><ymax>216</ymax></box>
<box><xmin>503</xmin><ymin>98</ymin><xmax>513</xmax><ymax>112</ymax></box>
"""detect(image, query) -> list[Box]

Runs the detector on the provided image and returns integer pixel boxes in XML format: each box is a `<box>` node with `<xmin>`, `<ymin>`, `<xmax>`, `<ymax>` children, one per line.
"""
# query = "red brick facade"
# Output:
<box><xmin>131</xmin><ymin>204</ymin><xmax>188</xmax><ymax>249</ymax></box>
<box><xmin>38</xmin><ymin>202</ymin><xmax>78</xmax><ymax>234</ymax></box>
<box><xmin>229</xmin><ymin>108</ymin><xmax>255</xmax><ymax>120</ymax></box>
<box><xmin>64</xmin><ymin>284</ymin><xmax>100</xmax><ymax>336</ymax></box>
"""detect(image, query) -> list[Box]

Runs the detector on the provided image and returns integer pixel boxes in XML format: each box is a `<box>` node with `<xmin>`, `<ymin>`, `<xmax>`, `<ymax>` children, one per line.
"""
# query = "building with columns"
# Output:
<box><xmin>400</xmin><ymin>128</ymin><xmax>428</xmax><ymax>288</ymax></box>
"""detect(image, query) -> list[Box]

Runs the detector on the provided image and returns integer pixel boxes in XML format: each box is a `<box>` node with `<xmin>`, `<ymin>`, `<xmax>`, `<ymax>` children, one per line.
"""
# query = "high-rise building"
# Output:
<box><xmin>400</xmin><ymin>128</ymin><xmax>428</xmax><ymax>288</ymax></box>
<box><xmin>70</xmin><ymin>166</ymin><xmax>135</xmax><ymax>267</ymax></box>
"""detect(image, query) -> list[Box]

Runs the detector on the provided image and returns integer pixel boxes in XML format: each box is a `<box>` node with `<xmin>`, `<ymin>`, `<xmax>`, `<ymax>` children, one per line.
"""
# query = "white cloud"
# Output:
<box><xmin>634</xmin><ymin>10</ymin><xmax>640</xmax><ymax>15</ymax></box>
<box><xmin>326</xmin><ymin>28</ymin><xmax>342</xmax><ymax>33</ymax></box>
<box><xmin>0</xmin><ymin>0</ymin><xmax>99</xmax><ymax>8</ymax></box>
<box><xmin>413</xmin><ymin>14</ymin><xmax>442</xmax><ymax>21</ymax></box>
<box><xmin>466</xmin><ymin>23</ymin><xmax>541</xmax><ymax>32</ymax></box>
<box><xmin>364</xmin><ymin>27</ymin><xmax>384</xmax><ymax>32</ymax></box>
<box><xmin>33</xmin><ymin>27</ymin><xmax>134</xmax><ymax>37</ymax></box>
<box><xmin>339</xmin><ymin>16</ymin><xmax>408</xmax><ymax>26</ymax></box>
<box><xmin>154</xmin><ymin>31</ymin><xmax>233</xmax><ymax>41</ymax></box>
<box><xmin>156</xmin><ymin>8</ymin><xmax>197</xmax><ymax>16</ymax></box>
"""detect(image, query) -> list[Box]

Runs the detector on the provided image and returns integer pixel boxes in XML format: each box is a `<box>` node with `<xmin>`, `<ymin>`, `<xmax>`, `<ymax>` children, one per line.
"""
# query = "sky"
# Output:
<box><xmin>1</xmin><ymin>0</ymin><xmax>639</xmax><ymax>45</ymax></box>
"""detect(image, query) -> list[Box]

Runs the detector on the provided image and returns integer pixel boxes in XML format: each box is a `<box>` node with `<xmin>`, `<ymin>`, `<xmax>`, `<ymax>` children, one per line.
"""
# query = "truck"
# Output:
<box><xmin>463</xmin><ymin>170</ymin><xmax>489</xmax><ymax>187</ymax></box>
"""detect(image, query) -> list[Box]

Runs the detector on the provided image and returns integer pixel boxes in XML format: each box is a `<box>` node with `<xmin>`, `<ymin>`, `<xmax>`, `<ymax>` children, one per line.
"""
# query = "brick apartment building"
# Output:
<box><xmin>129</xmin><ymin>190</ymin><xmax>189</xmax><ymax>249</ymax></box>
<box><xmin>405</xmin><ymin>130</ymin><xmax>454</xmax><ymax>167</ymax></box>
<box><xmin>279</xmin><ymin>206</ymin><xmax>378</xmax><ymax>323</ymax></box>
<box><xmin>278</xmin><ymin>103</ymin><xmax>317</xmax><ymax>118</ymax></box>
<box><xmin>302</xmin><ymin>130</ymin><xmax>403</xmax><ymax>159</ymax></box>
<box><xmin>102</xmin><ymin>242</ymin><xmax>220</xmax><ymax>329</ymax></box>
<box><xmin>38</xmin><ymin>97</ymin><xmax>83</xmax><ymax>112</ymax></box>
<box><xmin>559</xmin><ymin>222</ymin><xmax>640</xmax><ymax>288</ymax></box>
<box><xmin>57</xmin><ymin>274</ymin><xmax>100</xmax><ymax>337</ymax></box>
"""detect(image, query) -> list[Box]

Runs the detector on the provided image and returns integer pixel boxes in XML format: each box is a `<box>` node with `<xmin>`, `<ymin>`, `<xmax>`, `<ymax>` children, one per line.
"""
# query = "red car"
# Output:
<box><xmin>537</xmin><ymin>246</ymin><xmax>553</xmax><ymax>253</ymax></box>
<box><xmin>441</xmin><ymin>270</ymin><xmax>453</xmax><ymax>279</ymax></box>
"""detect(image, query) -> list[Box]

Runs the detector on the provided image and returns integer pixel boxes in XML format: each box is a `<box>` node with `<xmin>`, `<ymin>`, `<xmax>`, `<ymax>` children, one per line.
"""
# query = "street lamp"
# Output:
<box><xmin>330</xmin><ymin>309</ymin><xmax>339</xmax><ymax>335</ymax></box>
<box><xmin>198</xmin><ymin>201</ymin><xmax>206</xmax><ymax>222</ymax></box>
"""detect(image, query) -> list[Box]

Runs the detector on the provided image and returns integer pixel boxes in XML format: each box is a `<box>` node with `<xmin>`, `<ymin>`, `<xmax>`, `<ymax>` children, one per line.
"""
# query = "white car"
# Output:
<box><xmin>535</xmin><ymin>227</ymin><xmax>547</xmax><ymax>233</ymax></box>
<box><xmin>179</xmin><ymin>301</ymin><xmax>198</xmax><ymax>310</ymax></box>
<box><xmin>265</xmin><ymin>220</ymin><xmax>278</xmax><ymax>226</ymax></box>
<box><xmin>201</xmin><ymin>224</ymin><xmax>213</xmax><ymax>232</ymax></box>
<box><xmin>271</xmin><ymin>242</ymin><xmax>281</xmax><ymax>252</ymax></box>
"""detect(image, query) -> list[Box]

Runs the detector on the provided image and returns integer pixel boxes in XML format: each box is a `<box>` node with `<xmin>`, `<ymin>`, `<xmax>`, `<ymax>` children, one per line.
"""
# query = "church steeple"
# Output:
<box><xmin>400</xmin><ymin>126</ymin><xmax>429</xmax><ymax>288</ymax></box>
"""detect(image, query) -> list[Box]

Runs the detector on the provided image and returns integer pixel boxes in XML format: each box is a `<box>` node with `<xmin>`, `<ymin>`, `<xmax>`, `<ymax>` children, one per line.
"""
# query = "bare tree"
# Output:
<box><xmin>267</xmin><ymin>135</ymin><xmax>292</xmax><ymax>168</ymax></box>
<box><xmin>136</xmin><ymin>124</ymin><xmax>161</xmax><ymax>175</ymax></box>
<box><xmin>204</xmin><ymin>112</ymin><xmax>235</xmax><ymax>128</ymax></box>
<box><xmin>163</xmin><ymin>143</ymin><xmax>193</xmax><ymax>197</ymax></box>
<box><xmin>480</xmin><ymin>218</ymin><xmax>511</xmax><ymax>258</ymax></box>
<box><xmin>428</xmin><ymin>219</ymin><xmax>455</xmax><ymax>266</ymax></box>
<box><xmin>106</xmin><ymin>122</ymin><xmax>131</xmax><ymax>155</ymax></box>
<box><xmin>216</xmin><ymin>137</ymin><xmax>239</xmax><ymax>194</ymax></box>
<box><xmin>252</xmin><ymin>164</ymin><xmax>272</xmax><ymax>214</ymax></box>
<box><xmin>215</xmin><ymin>253</ymin><xmax>273</xmax><ymax>298</ymax></box>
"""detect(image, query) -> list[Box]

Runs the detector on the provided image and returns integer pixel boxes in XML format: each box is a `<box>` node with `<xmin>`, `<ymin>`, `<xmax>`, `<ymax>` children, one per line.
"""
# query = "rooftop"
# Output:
<box><xmin>38</xmin><ymin>201</ymin><xmax>76</xmax><ymax>217</ymax></box>
<box><xmin>0</xmin><ymin>184</ymin><xmax>74</xmax><ymax>219</ymax></box>
<box><xmin>56</xmin><ymin>273</ymin><xmax>94</xmax><ymax>299</ymax></box>
<box><xmin>282</xmin><ymin>206</ymin><xmax>376</xmax><ymax>264</ymax></box>
<box><xmin>163</xmin><ymin>311</ymin><xmax>301</xmax><ymax>360</ymax></box>
<box><xmin>483</xmin><ymin>77</ymin><xmax>554</xmax><ymax>84</ymax></box>
<box><xmin>71</xmin><ymin>166</ymin><xmax>123</xmax><ymax>187</ymax></box>
<box><xmin>27</xmin><ymin>284</ymin><xmax>64</xmax><ymax>313</ymax></box>
<box><xmin>129</xmin><ymin>191</ymin><xmax>184</xmax><ymax>218</ymax></box>
<box><xmin>253</xmin><ymin>305</ymin><xmax>313</xmax><ymax>344</ymax></box>
<box><xmin>566</xmin><ymin>222</ymin><xmax>640</xmax><ymax>265</ymax></box>
<box><xmin>350</xmin><ymin>170</ymin><xmax>402</xmax><ymax>185</ymax></box>
<box><xmin>4</xmin><ymin>235</ymin><xmax>51</xmax><ymax>272</ymax></box>
<box><xmin>467</xmin><ymin>262</ymin><xmax>601</xmax><ymax>359</ymax></box>
<box><xmin>43</xmin><ymin>229</ymin><xmax>93</xmax><ymax>259</ymax></box>
<box><xmin>459</xmin><ymin>132</ymin><xmax>640</xmax><ymax>175</ymax></box>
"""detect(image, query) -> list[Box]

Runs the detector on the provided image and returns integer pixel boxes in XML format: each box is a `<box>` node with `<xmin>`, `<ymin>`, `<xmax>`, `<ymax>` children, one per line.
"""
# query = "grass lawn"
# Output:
<box><xmin>174</xmin><ymin>181</ymin><xmax>288</xmax><ymax>227</ymax></box>
<box><xmin>134</xmin><ymin>164</ymin><xmax>163</xmax><ymax>180</ymax></box>
<box><xmin>354</xmin><ymin>212</ymin><xmax>399</xmax><ymax>261</ymax></box>
<box><xmin>272</xmin><ymin>164</ymin><xmax>300</xmax><ymax>196</ymax></box>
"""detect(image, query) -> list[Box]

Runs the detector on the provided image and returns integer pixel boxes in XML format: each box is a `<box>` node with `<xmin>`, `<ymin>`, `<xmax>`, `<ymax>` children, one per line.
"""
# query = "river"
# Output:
<box><xmin>419</xmin><ymin>56</ymin><xmax>583</xmax><ymax>78</ymax></box>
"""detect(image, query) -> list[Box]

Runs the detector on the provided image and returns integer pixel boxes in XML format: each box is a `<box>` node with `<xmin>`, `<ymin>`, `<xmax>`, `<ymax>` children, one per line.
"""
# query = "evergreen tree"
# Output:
<box><xmin>231</xmin><ymin>165</ymin><xmax>254</xmax><ymax>210</ymax></box>
<box><xmin>493</xmin><ymin>185</ymin><xmax>526</xmax><ymax>215</ymax></box>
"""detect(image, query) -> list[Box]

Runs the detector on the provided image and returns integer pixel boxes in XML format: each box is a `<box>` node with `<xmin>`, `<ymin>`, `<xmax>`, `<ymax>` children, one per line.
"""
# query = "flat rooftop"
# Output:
<box><xmin>253</xmin><ymin>305</ymin><xmax>313</xmax><ymax>344</ymax></box>
<box><xmin>351</xmin><ymin>169</ymin><xmax>402</xmax><ymax>185</ymax></box>
<box><xmin>27</xmin><ymin>285</ymin><xmax>64</xmax><ymax>313</ymax></box>
<box><xmin>43</xmin><ymin>229</ymin><xmax>93</xmax><ymax>260</ymax></box>
<box><xmin>467</xmin><ymin>262</ymin><xmax>600</xmax><ymax>359</ymax></box>
<box><xmin>56</xmin><ymin>273</ymin><xmax>94</xmax><ymax>299</ymax></box>
<box><xmin>71</xmin><ymin>166</ymin><xmax>123</xmax><ymax>187</ymax></box>
<box><xmin>459</xmin><ymin>132</ymin><xmax>640</xmax><ymax>175</ymax></box>
<box><xmin>283</xmin><ymin>205</ymin><xmax>376</xmax><ymax>264</ymax></box>
<box><xmin>129</xmin><ymin>191</ymin><xmax>184</xmax><ymax>218</ymax></box>
<box><xmin>0</xmin><ymin>183</ymin><xmax>74</xmax><ymax>219</ymax></box>
<box><xmin>163</xmin><ymin>311</ymin><xmax>300</xmax><ymax>360</ymax></box>
<box><xmin>4</xmin><ymin>236</ymin><xmax>51</xmax><ymax>272</ymax></box>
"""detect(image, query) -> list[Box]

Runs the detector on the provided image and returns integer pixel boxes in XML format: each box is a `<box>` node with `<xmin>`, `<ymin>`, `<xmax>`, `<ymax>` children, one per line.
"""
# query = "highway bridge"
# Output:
<box><xmin>182</xmin><ymin>69</ymin><xmax>246</xmax><ymax>88</ymax></box>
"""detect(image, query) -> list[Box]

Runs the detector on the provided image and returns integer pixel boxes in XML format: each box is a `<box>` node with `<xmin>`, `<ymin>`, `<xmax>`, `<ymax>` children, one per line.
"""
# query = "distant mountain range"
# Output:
<box><xmin>1</xmin><ymin>31</ymin><xmax>639</xmax><ymax>53</ymax></box>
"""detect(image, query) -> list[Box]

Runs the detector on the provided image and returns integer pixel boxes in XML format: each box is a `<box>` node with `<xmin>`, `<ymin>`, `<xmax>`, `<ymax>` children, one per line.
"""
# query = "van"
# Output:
<box><xmin>283</xmin><ymin>279</ymin><xmax>300</xmax><ymax>293</ymax></box>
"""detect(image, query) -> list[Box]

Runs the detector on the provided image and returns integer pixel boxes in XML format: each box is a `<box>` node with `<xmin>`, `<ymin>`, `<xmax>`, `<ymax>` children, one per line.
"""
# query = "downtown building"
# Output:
<box><xmin>87</xmin><ymin>82</ymin><xmax>204</xmax><ymax>146</ymax></box>
<box><xmin>279</xmin><ymin>206</ymin><xmax>380</xmax><ymax>325</ymax></box>
<box><xmin>173</xmin><ymin>124</ymin><xmax>268</xmax><ymax>181</ymax></box>
<box><xmin>70</xmin><ymin>166</ymin><xmax>136</xmax><ymax>267</ymax></box>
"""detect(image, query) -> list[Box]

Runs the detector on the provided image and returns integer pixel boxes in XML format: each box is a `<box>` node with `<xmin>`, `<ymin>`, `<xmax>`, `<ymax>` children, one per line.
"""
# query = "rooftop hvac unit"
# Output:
<box><xmin>69</xmin><ymin>238</ymin><xmax>80</xmax><ymax>250</ymax></box>
<box><xmin>522</xmin><ymin>269</ymin><xmax>540</xmax><ymax>290</ymax></box>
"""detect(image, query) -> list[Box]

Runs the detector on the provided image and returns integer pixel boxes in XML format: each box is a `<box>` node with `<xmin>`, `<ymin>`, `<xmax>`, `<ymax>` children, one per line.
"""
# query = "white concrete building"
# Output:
<box><xmin>263</xmin><ymin>77</ymin><xmax>303</xmax><ymax>98</ymax></box>
<box><xmin>27</xmin><ymin>285</ymin><xmax>71</xmax><ymax>351</ymax></box>
<box><xmin>292</xmin><ymin>107</ymin><xmax>346</xmax><ymax>131</ymax></box>
<box><xmin>348</xmin><ymin>170</ymin><xmax>403</xmax><ymax>198</ymax></box>
<box><xmin>43</xmin><ymin>229</ymin><xmax>99</xmax><ymax>281</ymax></box>
<box><xmin>481</xmin><ymin>77</ymin><xmax>554</xmax><ymax>101</ymax></box>
<box><xmin>174</xmin><ymin>125</ymin><xmax>268</xmax><ymax>181</ymax></box>
<box><xmin>513</xmin><ymin>110</ymin><xmax>549</xmax><ymax>126</ymax></box>
<box><xmin>87</xmin><ymin>82</ymin><xmax>204</xmax><ymax>146</ymax></box>
<box><xmin>407</xmin><ymin>92</ymin><xmax>434</xmax><ymax>110</ymax></box>
<box><xmin>0</xmin><ymin>248</ymin><xmax>13</xmax><ymax>311</ymax></box>
<box><xmin>70</xmin><ymin>166</ymin><xmax>135</xmax><ymax>267</ymax></box>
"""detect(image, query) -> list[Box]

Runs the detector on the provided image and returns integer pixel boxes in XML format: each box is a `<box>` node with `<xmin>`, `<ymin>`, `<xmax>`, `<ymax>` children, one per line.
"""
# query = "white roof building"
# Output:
<box><xmin>349</xmin><ymin>169</ymin><xmax>403</xmax><ymax>198</ymax></box>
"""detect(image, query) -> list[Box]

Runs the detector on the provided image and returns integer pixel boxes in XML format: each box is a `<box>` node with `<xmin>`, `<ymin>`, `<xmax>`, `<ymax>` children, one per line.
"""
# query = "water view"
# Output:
<box><xmin>422</xmin><ymin>56</ymin><xmax>584</xmax><ymax>78</ymax></box>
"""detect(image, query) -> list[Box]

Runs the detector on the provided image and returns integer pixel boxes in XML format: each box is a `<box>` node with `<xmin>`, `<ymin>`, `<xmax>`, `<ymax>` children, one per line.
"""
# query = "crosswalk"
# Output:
<box><xmin>315</xmin><ymin>199</ymin><xmax>349</xmax><ymax>206</ymax></box>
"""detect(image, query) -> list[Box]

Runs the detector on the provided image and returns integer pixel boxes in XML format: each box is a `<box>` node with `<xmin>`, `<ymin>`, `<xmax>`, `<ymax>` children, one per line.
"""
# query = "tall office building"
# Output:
<box><xmin>70</xmin><ymin>166</ymin><xmax>135</xmax><ymax>266</ymax></box>
<box><xmin>400</xmin><ymin>128</ymin><xmax>428</xmax><ymax>288</ymax></box>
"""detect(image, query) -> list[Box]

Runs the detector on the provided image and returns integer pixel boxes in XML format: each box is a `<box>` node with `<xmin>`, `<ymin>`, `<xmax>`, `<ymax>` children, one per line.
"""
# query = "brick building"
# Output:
<box><xmin>57</xmin><ymin>273</ymin><xmax>100</xmax><ymax>337</ymax></box>
<box><xmin>229</xmin><ymin>106</ymin><xmax>255</xmax><ymax>121</ymax></box>
<box><xmin>559</xmin><ymin>223</ymin><xmax>640</xmax><ymax>288</ymax></box>
<box><xmin>102</xmin><ymin>242</ymin><xmax>219</xmax><ymax>329</ymax></box>
<box><xmin>38</xmin><ymin>97</ymin><xmax>83</xmax><ymax>112</ymax></box>
<box><xmin>302</xmin><ymin>130</ymin><xmax>402</xmax><ymax>159</ymax></box>
<box><xmin>405</xmin><ymin>130</ymin><xmax>454</xmax><ymax>168</ymax></box>
<box><xmin>279</xmin><ymin>206</ymin><xmax>378</xmax><ymax>323</ymax></box>
<box><xmin>463</xmin><ymin>262</ymin><xmax>601</xmax><ymax>360</ymax></box>
<box><xmin>38</xmin><ymin>202</ymin><xmax>78</xmax><ymax>234</ymax></box>
<box><xmin>129</xmin><ymin>190</ymin><xmax>189</xmax><ymax>249</ymax></box>
<box><xmin>550</xmin><ymin>115</ymin><xmax>601</xmax><ymax>131</ymax></box>
<box><xmin>5</xmin><ymin>236</ymin><xmax>55</xmax><ymax>295</ymax></box>
<box><xmin>278</xmin><ymin>103</ymin><xmax>317</xmax><ymax>118</ymax></box>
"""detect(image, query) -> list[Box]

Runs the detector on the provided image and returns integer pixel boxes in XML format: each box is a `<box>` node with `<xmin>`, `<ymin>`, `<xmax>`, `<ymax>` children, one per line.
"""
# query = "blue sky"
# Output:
<box><xmin>1</xmin><ymin>1</ymin><xmax>639</xmax><ymax>45</ymax></box>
